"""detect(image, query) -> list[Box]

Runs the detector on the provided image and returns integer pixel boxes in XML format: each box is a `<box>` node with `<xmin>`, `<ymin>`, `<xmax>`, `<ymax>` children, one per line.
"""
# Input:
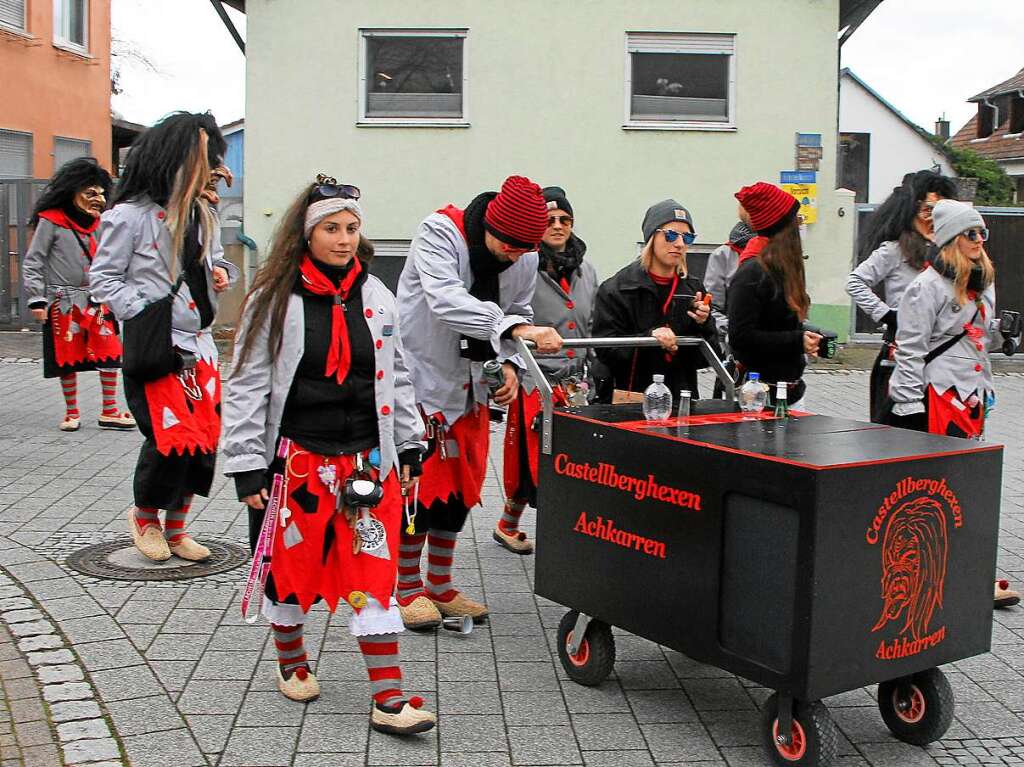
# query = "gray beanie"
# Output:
<box><xmin>932</xmin><ymin>199</ymin><xmax>985</xmax><ymax>249</ymax></box>
<box><xmin>641</xmin><ymin>199</ymin><xmax>696</xmax><ymax>244</ymax></box>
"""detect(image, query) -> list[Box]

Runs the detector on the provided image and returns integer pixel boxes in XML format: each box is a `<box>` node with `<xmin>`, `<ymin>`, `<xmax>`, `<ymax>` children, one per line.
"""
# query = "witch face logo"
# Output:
<box><xmin>867</xmin><ymin>478</ymin><xmax>962</xmax><ymax>661</ymax></box>
<box><xmin>872</xmin><ymin>496</ymin><xmax>948</xmax><ymax>641</ymax></box>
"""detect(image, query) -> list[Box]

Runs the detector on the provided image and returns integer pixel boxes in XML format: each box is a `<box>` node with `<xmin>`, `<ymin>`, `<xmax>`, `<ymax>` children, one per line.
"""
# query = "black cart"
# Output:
<box><xmin>519</xmin><ymin>337</ymin><xmax>1003</xmax><ymax>766</ymax></box>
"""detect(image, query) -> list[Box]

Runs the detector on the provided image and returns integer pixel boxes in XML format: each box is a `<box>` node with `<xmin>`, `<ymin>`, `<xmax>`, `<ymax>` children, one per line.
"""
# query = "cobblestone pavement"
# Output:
<box><xmin>0</xmin><ymin>361</ymin><xmax>1023</xmax><ymax>766</ymax></box>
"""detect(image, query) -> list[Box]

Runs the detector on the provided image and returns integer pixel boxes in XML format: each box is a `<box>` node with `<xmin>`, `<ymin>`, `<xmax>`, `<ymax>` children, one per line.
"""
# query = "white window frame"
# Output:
<box><xmin>624</xmin><ymin>31</ymin><xmax>736</xmax><ymax>132</ymax></box>
<box><xmin>53</xmin><ymin>0</ymin><xmax>89</xmax><ymax>54</ymax></box>
<box><xmin>0</xmin><ymin>0</ymin><xmax>27</xmax><ymax>33</ymax></box>
<box><xmin>358</xmin><ymin>28</ymin><xmax>469</xmax><ymax>128</ymax></box>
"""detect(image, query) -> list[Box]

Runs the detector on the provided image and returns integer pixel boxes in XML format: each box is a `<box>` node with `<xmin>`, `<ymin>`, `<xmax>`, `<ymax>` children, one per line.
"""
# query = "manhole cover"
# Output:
<box><xmin>66</xmin><ymin>539</ymin><xmax>250</xmax><ymax>582</ymax></box>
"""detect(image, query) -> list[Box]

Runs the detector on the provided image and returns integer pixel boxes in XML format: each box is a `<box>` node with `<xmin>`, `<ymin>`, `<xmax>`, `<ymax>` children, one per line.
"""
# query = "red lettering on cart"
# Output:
<box><xmin>875</xmin><ymin>626</ymin><xmax>946</xmax><ymax>660</ymax></box>
<box><xmin>866</xmin><ymin>477</ymin><xmax>960</xmax><ymax>660</ymax></box>
<box><xmin>553</xmin><ymin>454</ymin><xmax>701</xmax><ymax>511</ymax></box>
<box><xmin>573</xmin><ymin>512</ymin><xmax>666</xmax><ymax>559</ymax></box>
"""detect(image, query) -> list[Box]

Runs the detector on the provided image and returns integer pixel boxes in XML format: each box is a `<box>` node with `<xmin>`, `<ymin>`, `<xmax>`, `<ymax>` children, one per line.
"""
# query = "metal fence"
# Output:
<box><xmin>850</xmin><ymin>203</ymin><xmax>1024</xmax><ymax>340</ymax></box>
<box><xmin>1</xmin><ymin>178</ymin><xmax>47</xmax><ymax>328</ymax></box>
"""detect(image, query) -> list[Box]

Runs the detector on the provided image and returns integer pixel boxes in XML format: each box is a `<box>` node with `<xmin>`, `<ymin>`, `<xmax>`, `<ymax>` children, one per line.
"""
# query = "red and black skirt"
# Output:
<box><xmin>502</xmin><ymin>387</ymin><xmax>570</xmax><ymax>505</ymax></box>
<box><xmin>123</xmin><ymin>359</ymin><xmax>221</xmax><ymax>510</ymax></box>
<box><xmin>251</xmin><ymin>441</ymin><xmax>402</xmax><ymax>614</ymax></box>
<box><xmin>42</xmin><ymin>301</ymin><xmax>122</xmax><ymax>378</ymax></box>
<box><xmin>412</xmin><ymin>405</ymin><xmax>491</xmax><ymax>533</ymax></box>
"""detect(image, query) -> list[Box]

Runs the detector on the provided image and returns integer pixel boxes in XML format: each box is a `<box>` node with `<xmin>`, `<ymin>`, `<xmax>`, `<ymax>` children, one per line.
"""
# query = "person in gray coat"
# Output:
<box><xmin>394</xmin><ymin>175</ymin><xmax>562</xmax><ymax>630</ymax></box>
<box><xmin>884</xmin><ymin>200</ymin><xmax>1018</xmax><ymax>609</ymax></box>
<box><xmin>89</xmin><ymin>112</ymin><xmax>238</xmax><ymax>564</ymax></box>
<box><xmin>847</xmin><ymin>170</ymin><xmax>957</xmax><ymax>421</ymax></box>
<box><xmin>221</xmin><ymin>176</ymin><xmax>436</xmax><ymax>732</ymax></box>
<box><xmin>498</xmin><ymin>186</ymin><xmax>598</xmax><ymax>554</ymax></box>
<box><xmin>22</xmin><ymin>158</ymin><xmax>135</xmax><ymax>432</ymax></box>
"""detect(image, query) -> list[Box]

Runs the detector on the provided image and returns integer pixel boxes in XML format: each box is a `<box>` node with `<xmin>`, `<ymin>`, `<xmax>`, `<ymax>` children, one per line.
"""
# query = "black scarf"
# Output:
<box><xmin>928</xmin><ymin>248</ymin><xmax>989</xmax><ymax>293</ymax></box>
<box><xmin>538</xmin><ymin>235</ymin><xmax>586</xmax><ymax>282</ymax></box>
<box><xmin>180</xmin><ymin>206</ymin><xmax>216</xmax><ymax>328</ymax></box>
<box><xmin>462</xmin><ymin>192</ymin><xmax>514</xmax><ymax>361</ymax></box>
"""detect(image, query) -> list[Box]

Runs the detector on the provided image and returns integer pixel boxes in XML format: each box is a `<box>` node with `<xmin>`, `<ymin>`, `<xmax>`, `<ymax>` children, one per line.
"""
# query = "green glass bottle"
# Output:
<box><xmin>773</xmin><ymin>381</ymin><xmax>789</xmax><ymax>419</ymax></box>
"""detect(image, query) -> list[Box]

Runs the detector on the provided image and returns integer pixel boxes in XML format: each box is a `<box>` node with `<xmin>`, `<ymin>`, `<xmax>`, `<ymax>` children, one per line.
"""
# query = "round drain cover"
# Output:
<box><xmin>66</xmin><ymin>538</ymin><xmax>249</xmax><ymax>582</ymax></box>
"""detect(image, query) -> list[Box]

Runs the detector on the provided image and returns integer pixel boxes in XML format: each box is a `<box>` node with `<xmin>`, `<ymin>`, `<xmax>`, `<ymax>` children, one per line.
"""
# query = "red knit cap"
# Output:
<box><xmin>734</xmin><ymin>182</ymin><xmax>800</xmax><ymax>235</ymax></box>
<box><xmin>484</xmin><ymin>175</ymin><xmax>548</xmax><ymax>249</ymax></box>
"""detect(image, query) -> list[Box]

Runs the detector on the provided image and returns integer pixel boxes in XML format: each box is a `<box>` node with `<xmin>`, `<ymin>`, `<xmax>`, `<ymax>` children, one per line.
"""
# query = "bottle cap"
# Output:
<box><xmin>679</xmin><ymin>390</ymin><xmax>690</xmax><ymax>397</ymax></box>
<box><xmin>652</xmin><ymin>374</ymin><xmax>665</xmax><ymax>383</ymax></box>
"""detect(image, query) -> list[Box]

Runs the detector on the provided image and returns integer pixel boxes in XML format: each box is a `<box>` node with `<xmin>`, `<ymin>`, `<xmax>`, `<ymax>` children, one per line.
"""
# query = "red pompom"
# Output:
<box><xmin>408</xmin><ymin>696</ymin><xmax>425</xmax><ymax>709</ymax></box>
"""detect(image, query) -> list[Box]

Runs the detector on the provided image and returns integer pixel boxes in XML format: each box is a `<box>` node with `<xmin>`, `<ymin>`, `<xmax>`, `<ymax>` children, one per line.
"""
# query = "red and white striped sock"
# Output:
<box><xmin>498</xmin><ymin>498</ymin><xmax>528</xmax><ymax>535</ymax></box>
<box><xmin>272</xmin><ymin>623</ymin><xmax>309</xmax><ymax>678</ymax></box>
<box><xmin>425</xmin><ymin>529</ymin><xmax>458</xmax><ymax>603</ymax></box>
<box><xmin>358</xmin><ymin>633</ymin><xmax>407</xmax><ymax>710</ymax></box>
<box><xmin>396</xmin><ymin>531</ymin><xmax>427</xmax><ymax>605</ymax></box>
<box><xmin>163</xmin><ymin>495</ymin><xmax>193</xmax><ymax>543</ymax></box>
<box><xmin>98</xmin><ymin>370</ymin><xmax>119</xmax><ymax>416</ymax></box>
<box><xmin>134</xmin><ymin>506</ymin><xmax>160</xmax><ymax>530</ymax></box>
<box><xmin>59</xmin><ymin>374</ymin><xmax>79</xmax><ymax>418</ymax></box>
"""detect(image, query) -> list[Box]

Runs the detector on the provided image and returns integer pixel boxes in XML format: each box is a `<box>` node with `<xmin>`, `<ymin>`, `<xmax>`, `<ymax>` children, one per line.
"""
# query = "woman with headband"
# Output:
<box><xmin>222</xmin><ymin>175</ymin><xmax>436</xmax><ymax>732</ymax></box>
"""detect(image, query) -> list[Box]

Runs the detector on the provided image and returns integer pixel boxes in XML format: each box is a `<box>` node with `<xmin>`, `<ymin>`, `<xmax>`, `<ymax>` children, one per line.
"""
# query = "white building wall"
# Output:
<box><xmin>245</xmin><ymin>0</ymin><xmax>855</xmax><ymax>334</ymax></box>
<box><xmin>839</xmin><ymin>74</ymin><xmax>954</xmax><ymax>203</ymax></box>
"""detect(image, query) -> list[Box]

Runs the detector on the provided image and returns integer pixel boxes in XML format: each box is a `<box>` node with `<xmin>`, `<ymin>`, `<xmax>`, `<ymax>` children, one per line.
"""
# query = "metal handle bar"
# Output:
<box><xmin>516</xmin><ymin>335</ymin><xmax>735</xmax><ymax>455</ymax></box>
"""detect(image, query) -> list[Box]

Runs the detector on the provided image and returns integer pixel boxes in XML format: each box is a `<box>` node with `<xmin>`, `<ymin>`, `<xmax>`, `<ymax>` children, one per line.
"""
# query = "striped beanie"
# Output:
<box><xmin>484</xmin><ymin>175</ymin><xmax>548</xmax><ymax>249</ymax></box>
<box><xmin>734</xmin><ymin>182</ymin><xmax>800</xmax><ymax>235</ymax></box>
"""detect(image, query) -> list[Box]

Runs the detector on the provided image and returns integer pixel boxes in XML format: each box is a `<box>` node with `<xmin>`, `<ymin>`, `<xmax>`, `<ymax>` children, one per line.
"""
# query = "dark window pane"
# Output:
<box><xmin>630</xmin><ymin>52</ymin><xmax>729</xmax><ymax>122</ymax></box>
<box><xmin>69</xmin><ymin>0</ymin><xmax>85</xmax><ymax>44</ymax></box>
<box><xmin>366</xmin><ymin>36</ymin><xmax>463</xmax><ymax>118</ymax></box>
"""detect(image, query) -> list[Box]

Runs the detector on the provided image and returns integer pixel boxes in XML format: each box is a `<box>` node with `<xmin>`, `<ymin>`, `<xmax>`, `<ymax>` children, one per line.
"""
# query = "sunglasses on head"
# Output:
<box><xmin>962</xmin><ymin>228</ymin><xmax>989</xmax><ymax>243</ymax></box>
<box><xmin>547</xmin><ymin>215</ymin><xmax>573</xmax><ymax>226</ymax></box>
<box><xmin>308</xmin><ymin>173</ymin><xmax>361</xmax><ymax>204</ymax></box>
<box><xmin>657</xmin><ymin>228</ymin><xmax>696</xmax><ymax>246</ymax></box>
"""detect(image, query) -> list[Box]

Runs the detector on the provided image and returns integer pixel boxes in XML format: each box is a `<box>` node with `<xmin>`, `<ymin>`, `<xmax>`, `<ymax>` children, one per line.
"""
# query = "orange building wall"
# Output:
<box><xmin>0</xmin><ymin>0</ymin><xmax>112</xmax><ymax>177</ymax></box>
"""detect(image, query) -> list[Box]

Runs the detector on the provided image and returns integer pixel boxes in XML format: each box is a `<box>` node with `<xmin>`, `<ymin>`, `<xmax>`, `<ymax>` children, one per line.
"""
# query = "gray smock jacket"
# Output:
<box><xmin>22</xmin><ymin>218</ymin><xmax>97</xmax><ymax>313</ymax></box>
<box><xmin>846</xmin><ymin>240</ymin><xmax>921</xmax><ymax>324</ymax></box>
<box><xmin>524</xmin><ymin>239</ymin><xmax>598</xmax><ymax>393</ymax></box>
<box><xmin>888</xmin><ymin>266</ymin><xmax>997</xmax><ymax>415</ymax></box>
<box><xmin>703</xmin><ymin>242</ymin><xmax>738</xmax><ymax>332</ymax></box>
<box><xmin>221</xmin><ymin>275</ymin><xmax>424</xmax><ymax>480</ymax></box>
<box><xmin>88</xmin><ymin>199</ymin><xmax>239</xmax><ymax>364</ymax></box>
<box><xmin>396</xmin><ymin>212</ymin><xmax>536</xmax><ymax>425</ymax></box>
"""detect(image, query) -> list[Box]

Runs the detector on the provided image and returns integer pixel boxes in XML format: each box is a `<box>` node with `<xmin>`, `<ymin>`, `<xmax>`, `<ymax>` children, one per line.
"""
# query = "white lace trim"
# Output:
<box><xmin>350</xmin><ymin>596</ymin><xmax>404</xmax><ymax>637</ymax></box>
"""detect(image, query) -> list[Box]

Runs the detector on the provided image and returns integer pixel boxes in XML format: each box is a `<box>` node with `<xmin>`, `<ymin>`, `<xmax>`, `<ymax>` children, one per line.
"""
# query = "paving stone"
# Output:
<box><xmin>104</xmin><ymin>694</ymin><xmax>185</xmax><ymax>737</ymax></box>
<box><xmin>72</xmin><ymin>639</ymin><xmax>140</xmax><ymax>672</ymax></box>
<box><xmin>59</xmin><ymin>615</ymin><xmax>123</xmax><ymax>644</ymax></box>
<box><xmin>16</xmin><ymin>635</ymin><xmax>63</xmax><ymax>653</ymax></box>
<box><xmin>2</xmin><ymin>608</ymin><xmax>44</xmax><ymax>623</ymax></box>
<box><xmin>13</xmin><ymin>719</ymin><xmax>55</xmax><ymax>748</ymax></box>
<box><xmin>507</xmin><ymin>724</ymin><xmax>582</xmax><ymax>765</ymax></box>
<box><xmin>0</xmin><ymin>597</ymin><xmax>33</xmax><ymax>611</ymax></box>
<box><xmin>183</xmin><ymin>713</ymin><xmax>234</xmax><ymax>754</ymax></box>
<box><xmin>9</xmin><ymin>621</ymin><xmax>54</xmax><ymax>639</ymax></box>
<box><xmin>582</xmin><ymin>751</ymin><xmax>656</xmax><ymax>767</ymax></box>
<box><xmin>0</xmin><ymin>657</ymin><xmax>32</xmax><ymax>680</ymax></box>
<box><xmin>18</xmin><ymin>743</ymin><xmax>61</xmax><ymax>767</ymax></box>
<box><xmin>25</xmin><ymin>649</ymin><xmax>73</xmax><ymax>666</ymax></box>
<box><xmin>46</xmin><ymin>699</ymin><xmax>102</xmax><ymax>724</ymax></box>
<box><xmin>120</xmin><ymin>728</ymin><xmax>206</xmax><ymax>767</ymax></box>
<box><xmin>221</xmin><ymin>726</ymin><xmax>300</xmax><ymax>766</ymax></box>
<box><xmin>177</xmin><ymin>679</ymin><xmax>248</xmax><ymax>715</ymax></box>
<box><xmin>572</xmin><ymin>713</ymin><xmax>646</xmax><ymax>750</ymax></box>
<box><xmin>55</xmin><ymin>718</ymin><xmax>110</xmax><ymax>742</ymax></box>
<box><xmin>367</xmin><ymin>725</ymin><xmax>439</xmax><ymax>765</ymax></box>
<box><xmin>35</xmin><ymin>664</ymin><xmax>84</xmax><ymax>685</ymax></box>
<box><xmin>41</xmin><ymin>682</ymin><xmax>92</xmax><ymax>703</ymax></box>
<box><xmin>88</xmin><ymin>664</ymin><xmax>161</xmax><ymax>702</ymax></box>
<box><xmin>640</xmin><ymin>722</ymin><xmax>720</xmax><ymax>762</ymax></box>
<box><xmin>502</xmin><ymin>689</ymin><xmax>571</xmax><ymax>725</ymax></box>
<box><xmin>440</xmin><ymin>713</ymin><xmax>508</xmax><ymax>753</ymax></box>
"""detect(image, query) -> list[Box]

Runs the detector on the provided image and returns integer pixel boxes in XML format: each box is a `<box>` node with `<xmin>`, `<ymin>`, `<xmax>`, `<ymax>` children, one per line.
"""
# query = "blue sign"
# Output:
<box><xmin>795</xmin><ymin>133</ymin><xmax>822</xmax><ymax>148</ymax></box>
<box><xmin>780</xmin><ymin>171</ymin><xmax>817</xmax><ymax>184</ymax></box>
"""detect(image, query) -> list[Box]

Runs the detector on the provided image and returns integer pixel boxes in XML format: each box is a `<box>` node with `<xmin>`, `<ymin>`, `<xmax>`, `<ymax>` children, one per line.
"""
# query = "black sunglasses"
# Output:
<box><xmin>308</xmin><ymin>173</ymin><xmax>361</xmax><ymax>203</ymax></box>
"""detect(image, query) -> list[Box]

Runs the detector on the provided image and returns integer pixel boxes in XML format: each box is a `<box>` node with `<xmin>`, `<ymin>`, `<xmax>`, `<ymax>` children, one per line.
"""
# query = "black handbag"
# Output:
<box><xmin>120</xmin><ymin>274</ymin><xmax>185</xmax><ymax>381</ymax></box>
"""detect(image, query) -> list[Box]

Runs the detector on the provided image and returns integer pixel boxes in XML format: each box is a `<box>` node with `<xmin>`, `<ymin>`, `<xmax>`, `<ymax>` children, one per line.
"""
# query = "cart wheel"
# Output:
<box><xmin>877</xmin><ymin>668</ymin><xmax>954</xmax><ymax>745</ymax></box>
<box><xmin>761</xmin><ymin>693</ymin><xmax>838</xmax><ymax>767</ymax></box>
<box><xmin>556</xmin><ymin>610</ymin><xmax>615</xmax><ymax>686</ymax></box>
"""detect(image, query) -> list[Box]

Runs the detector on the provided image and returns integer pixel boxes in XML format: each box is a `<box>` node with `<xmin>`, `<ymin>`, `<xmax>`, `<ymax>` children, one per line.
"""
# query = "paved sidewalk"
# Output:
<box><xmin>1</xmin><ymin>361</ymin><xmax>1023</xmax><ymax>766</ymax></box>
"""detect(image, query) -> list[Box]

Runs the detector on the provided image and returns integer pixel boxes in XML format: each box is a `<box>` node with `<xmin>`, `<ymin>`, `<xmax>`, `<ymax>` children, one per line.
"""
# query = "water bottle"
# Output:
<box><xmin>642</xmin><ymin>374</ymin><xmax>672</xmax><ymax>421</ymax></box>
<box><xmin>739</xmin><ymin>373</ymin><xmax>767</xmax><ymax>414</ymax></box>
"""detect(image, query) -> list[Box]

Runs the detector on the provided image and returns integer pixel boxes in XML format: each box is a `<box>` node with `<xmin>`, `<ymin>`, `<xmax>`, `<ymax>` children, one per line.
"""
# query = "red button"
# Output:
<box><xmin>567</xmin><ymin>322</ymin><xmax>576</xmax><ymax>330</ymax></box>
<box><xmin>381</xmin><ymin>405</ymin><xmax>391</xmax><ymax>416</ymax></box>
<box><xmin>566</xmin><ymin>301</ymin><xmax>575</xmax><ymax>310</ymax></box>
<box><xmin>463</xmin><ymin>383</ymin><xmax>469</xmax><ymax>390</ymax></box>
<box><xmin>157</xmin><ymin>211</ymin><xmax>165</xmax><ymax>220</ymax></box>
<box><xmin>376</xmin><ymin>340</ymin><xmax>383</xmax><ymax>349</ymax></box>
<box><xmin>377</xmin><ymin>370</ymin><xmax>384</xmax><ymax>380</ymax></box>
<box><xmin>975</xmin><ymin>343</ymin><xmax>984</xmax><ymax>351</ymax></box>
<box><xmin>975</xmin><ymin>364</ymin><xmax>982</xmax><ymax>372</ymax></box>
<box><xmin>188</xmin><ymin>302</ymin><xmax>196</xmax><ymax>310</ymax></box>
<box><xmin>365</xmin><ymin>309</ymin><xmax>373</xmax><ymax>318</ymax></box>
<box><xmin>567</xmin><ymin>350</ymin><xmax>576</xmax><ymax>358</ymax></box>
<box><xmin>152</xmin><ymin>242</ymin><xmax>159</xmax><ymax>249</ymax></box>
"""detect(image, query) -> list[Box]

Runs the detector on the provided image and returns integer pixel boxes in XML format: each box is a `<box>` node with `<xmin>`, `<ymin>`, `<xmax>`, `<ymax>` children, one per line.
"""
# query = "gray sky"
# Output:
<box><xmin>111</xmin><ymin>0</ymin><xmax>1020</xmax><ymax>136</ymax></box>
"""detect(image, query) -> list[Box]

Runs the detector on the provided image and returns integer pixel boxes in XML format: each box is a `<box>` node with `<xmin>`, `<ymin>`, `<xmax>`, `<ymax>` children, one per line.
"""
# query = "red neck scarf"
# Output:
<box><xmin>298</xmin><ymin>254</ymin><xmax>364</xmax><ymax>384</ymax></box>
<box><xmin>738</xmin><ymin>235</ymin><xmax>769</xmax><ymax>264</ymax></box>
<box><xmin>38</xmin><ymin>209</ymin><xmax>99</xmax><ymax>258</ymax></box>
<box><xmin>648</xmin><ymin>270</ymin><xmax>679</xmax><ymax>318</ymax></box>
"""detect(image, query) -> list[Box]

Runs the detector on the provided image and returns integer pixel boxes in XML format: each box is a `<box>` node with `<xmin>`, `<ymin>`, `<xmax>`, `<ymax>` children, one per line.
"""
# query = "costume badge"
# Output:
<box><xmin>355</xmin><ymin>510</ymin><xmax>389</xmax><ymax>560</ymax></box>
<box><xmin>283</xmin><ymin>521</ymin><xmax>304</xmax><ymax>549</ymax></box>
<box><xmin>383</xmin><ymin>324</ymin><xmax>394</xmax><ymax>337</ymax></box>
<box><xmin>951</xmin><ymin>301</ymin><xmax>961</xmax><ymax>313</ymax></box>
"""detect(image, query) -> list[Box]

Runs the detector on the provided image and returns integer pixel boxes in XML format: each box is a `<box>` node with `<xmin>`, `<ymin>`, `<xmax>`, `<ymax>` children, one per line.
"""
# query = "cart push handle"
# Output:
<box><xmin>516</xmin><ymin>335</ymin><xmax>736</xmax><ymax>455</ymax></box>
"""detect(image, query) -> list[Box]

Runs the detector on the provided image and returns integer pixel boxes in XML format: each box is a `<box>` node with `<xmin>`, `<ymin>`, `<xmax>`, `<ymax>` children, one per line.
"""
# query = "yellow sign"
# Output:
<box><xmin>781</xmin><ymin>183</ymin><xmax>818</xmax><ymax>224</ymax></box>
